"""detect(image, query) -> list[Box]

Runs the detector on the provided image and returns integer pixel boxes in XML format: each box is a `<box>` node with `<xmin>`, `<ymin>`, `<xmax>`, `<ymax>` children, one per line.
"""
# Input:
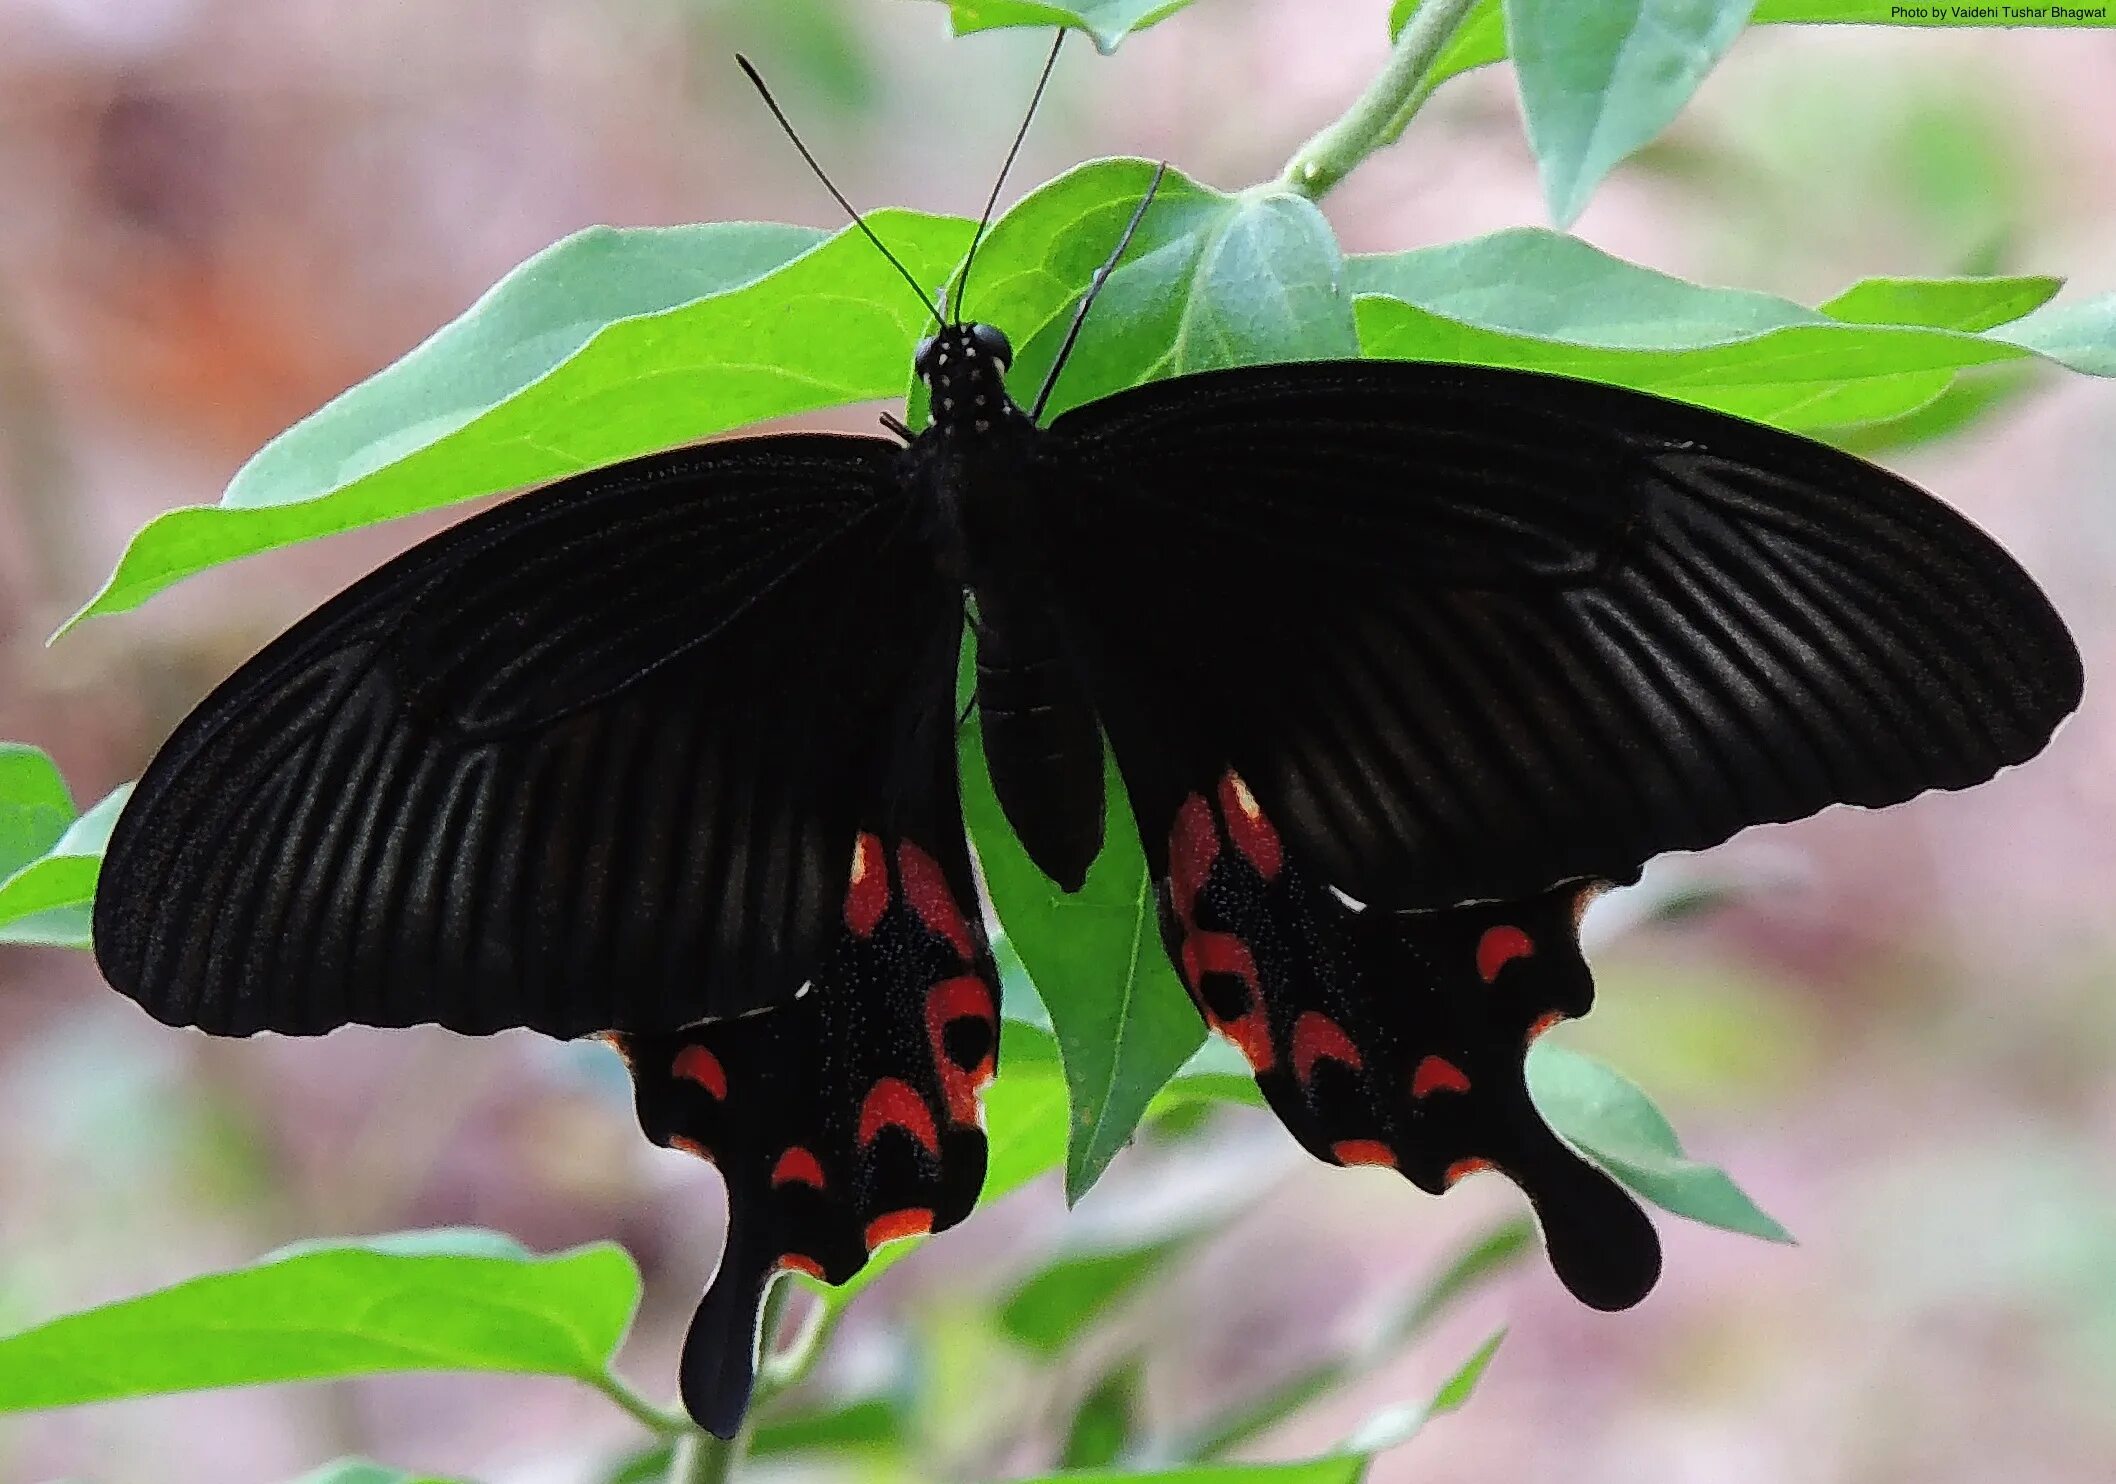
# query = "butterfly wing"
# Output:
<box><xmin>94</xmin><ymin>433</ymin><xmax>959</xmax><ymax>1038</ymax></box>
<box><xmin>1155</xmin><ymin>766</ymin><xmax>1658</xmax><ymax>1308</ymax></box>
<box><xmin>1037</xmin><ymin>359</ymin><xmax>2081</xmax><ymax>912</ymax></box>
<box><xmin>1021</xmin><ymin>359</ymin><xmax>2079</xmax><ymax>1307</ymax></box>
<box><xmin>611</xmin><ymin>629</ymin><xmax>999</xmax><ymax>1435</ymax></box>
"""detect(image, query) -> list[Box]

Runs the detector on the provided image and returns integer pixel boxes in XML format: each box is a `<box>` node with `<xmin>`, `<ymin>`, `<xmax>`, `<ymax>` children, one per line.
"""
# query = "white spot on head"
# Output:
<box><xmin>794</xmin><ymin>980</ymin><xmax>814</xmax><ymax>1000</ymax></box>
<box><xmin>1326</xmin><ymin>884</ymin><xmax>1367</xmax><ymax>913</ymax></box>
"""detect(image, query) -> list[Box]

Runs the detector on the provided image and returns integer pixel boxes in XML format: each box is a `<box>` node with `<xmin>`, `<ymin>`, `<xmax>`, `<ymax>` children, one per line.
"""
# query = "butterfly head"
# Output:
<box><xmin>914</xmin><ymin>323</ymin><xmax>1026</xmax><ymax>438</ymax></box>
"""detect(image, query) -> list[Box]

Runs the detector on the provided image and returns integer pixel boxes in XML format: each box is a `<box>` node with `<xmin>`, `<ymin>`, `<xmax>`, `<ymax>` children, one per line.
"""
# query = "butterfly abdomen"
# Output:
<box><xmin>973</xmin><ymin>590</ymin><xmax>1106</xmax><ymax>892</ymax></box>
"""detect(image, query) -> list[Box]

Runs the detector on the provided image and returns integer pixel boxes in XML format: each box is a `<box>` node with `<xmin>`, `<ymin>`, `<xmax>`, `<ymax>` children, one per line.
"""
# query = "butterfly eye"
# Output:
<box><xmin>968</xmin><ymin>323</ymin><xmax>1012</xmax><ymax>370</ymax></box>
<box><xmin>913</xmin><ymin>334</ymin><xmax>940</xmax><ymax>378</ymax></box>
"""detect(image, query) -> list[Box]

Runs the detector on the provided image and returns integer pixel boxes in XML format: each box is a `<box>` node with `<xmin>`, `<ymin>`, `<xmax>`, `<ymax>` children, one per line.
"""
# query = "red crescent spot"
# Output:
<box><xmin>897</xmin><ymin>841</ymin><xmax>975</xmax><ymax>959</ymax></box>
<box><xmin>1526</xmin><ymin>1010</ymin><xmax>1566</xmax><ymax>1043</ymax></box>
<box><xmin>925</xmin><ymin>974</ymin><xmax>998</xmax><ymax>1125</ymax></box>
<box><xmin>1182</xmin><ymin>931</ymin><xmax>1260</xmax><ymax>992</ymax></box>
<box><xmin>1291</xmin><ymin>1010</ymin><xmax>1364</xmax><ymax>1084</ymax></box>
<box><xmin>1476</xmin><ymin>925</ymin><xmax>1535</xmax><ymax>983</ymax></box>
<box><xmin>1444</xmin><ymin>1157</ymin><xmax>1494</xmax><ymax>1187</ymax></box>
<box><xmin>1218</xmin><ymin>1010</ymin><xmax>1277</xmax><ymax>1073</ymax></box>
<box><xmin>672</xmin><ymin>1045</ymin><xmax>728</xmax><ymax>1099</ymax></box>
<box><xmin>1168</xmin><ymin>794</ymin><xmax>1219</xmax><ymax>924</ymax></box>
<box><xmin>1332</xmin><ymin>1139</ymin><xmax>1398</xmax><ymax>1168</ymax></box>
<box><xmin>1411</xmin><ymin>1055</ymin><xmax>1472</xmax><ymax>1098</ymax></box>
<box><xmin>668</xmin><ymin>1134</ymin><xmax>714</xmax><ymax>1164</ymax></box>
<box><xmin>864</xmin><ymin>1208</ymin><xmax>935</xmax><ymax>1249</ymax></box>
<box><xmin>857</xmin><ymin>1078</ymin><xmax>941</xmax><ymax>1156</ymax></box>
<box><xmin>1217</xmin><ymin>772</ymin><xmax>1283</xmax><ymax>880</ymax></box>
<box><xmin>777</xmin><ymin>1253</ymin><xmax>826</xmax><ymax>1279</ymax></box>
<box><xmin>770</xmin><ymin>1146</ymin><xmax>827</xmax><ymax>1190</ymax></box>
<box><xmin>845</xmin><ymin>832</ymin><xmax>889</xmax><ymax>936</ymax></box>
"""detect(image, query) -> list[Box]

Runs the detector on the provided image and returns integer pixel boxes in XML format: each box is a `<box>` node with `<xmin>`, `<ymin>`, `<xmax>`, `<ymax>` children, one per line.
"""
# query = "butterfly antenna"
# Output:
<box><xmin>736</xmin><ymin>54</ymin><xmax>943</xmax><ymax>329</ymax></box>
<box><xmin>952</xmin><ymin>31</ymin><xmax>1066</xmax><ymax>321</ymax></box>
<box><xmin>1030</xmin><ymin>161</ymin><xmax>1167</xmax><ymax>423</ymax></box>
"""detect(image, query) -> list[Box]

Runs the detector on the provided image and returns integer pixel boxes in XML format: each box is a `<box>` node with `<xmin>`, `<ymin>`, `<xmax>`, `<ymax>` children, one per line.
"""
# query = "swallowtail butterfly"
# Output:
<box><xmin>90</xmin><ymin>46</ymin><xmax>2082</xmax><ymax>1437</ymax></box>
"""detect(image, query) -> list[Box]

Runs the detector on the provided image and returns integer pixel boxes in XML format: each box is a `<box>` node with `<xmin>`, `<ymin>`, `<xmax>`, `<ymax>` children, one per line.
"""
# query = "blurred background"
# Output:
<box><xmin>2</xmin><ymin>1</ymin><xmax>2114</xmax><ymax>1480</ymax></box>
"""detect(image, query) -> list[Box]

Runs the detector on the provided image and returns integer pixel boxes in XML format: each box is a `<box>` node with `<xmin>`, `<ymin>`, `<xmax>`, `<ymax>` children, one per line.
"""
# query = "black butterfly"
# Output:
<box><xmin>90</xmin><ymin>68</ymin><xmax>2081</xmax><ymax>1441</ymax></box>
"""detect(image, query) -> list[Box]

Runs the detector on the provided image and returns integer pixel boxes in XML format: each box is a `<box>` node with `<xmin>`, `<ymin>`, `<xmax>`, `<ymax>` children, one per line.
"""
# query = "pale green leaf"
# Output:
<box><xmin>1508</xmin><ymin>0</ymin><xmax>1760</xmax><ymax>225</ymax></box>
<box><xmin>0</xmin><ymin>1232</ymin><xmax>640</xmax><ymax>1409</ymax></box>
<box><xmin>1530</xmin><ymin>1040</ymin><xmax>1794</xmax><ymax>1242</ymax></box>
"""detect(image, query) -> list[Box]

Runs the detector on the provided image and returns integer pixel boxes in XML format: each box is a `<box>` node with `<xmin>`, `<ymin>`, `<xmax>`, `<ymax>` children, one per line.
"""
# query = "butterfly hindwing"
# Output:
<box><xmin>1158</xmin><ymin>768</ymin><xmax>1660</xmax><ymax>1309</ymax></box>
<box><xmin>94</xmin><ymin>434</ymin><xmax>961</xmax><ymax>1038</ymax></box>
<box><xmin>1039</xmin><ymin>360</ymin><xmax>2082</xmax><ymax>914</ymax></box>
<box><xmin>611</xmin><ymin>644</ymin><xmax>999</xmax><ymax>1438</ymax></box>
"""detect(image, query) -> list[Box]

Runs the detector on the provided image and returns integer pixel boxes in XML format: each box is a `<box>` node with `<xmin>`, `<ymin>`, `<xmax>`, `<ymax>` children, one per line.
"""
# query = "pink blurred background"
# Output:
<box><xmin>2</xmin><ymin>2</ymin><xmax>2113</xmax><ymax>1480</ymax></box>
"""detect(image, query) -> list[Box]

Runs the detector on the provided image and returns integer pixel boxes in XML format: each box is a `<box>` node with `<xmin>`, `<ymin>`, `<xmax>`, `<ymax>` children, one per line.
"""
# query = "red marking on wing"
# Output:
<box><xmin>1291</xmin><ymin>1010</ymin><xmax>1364</xmax><ymax>1084</ymax></box>
<box><xmin>1216</xmin><ymin>1010</ymin><xmax>1276</xmax><ymax>1072</ymax></box>
<box><xmin>1476</xmin><ymin>925</ymin><xmax>1535</xmax><ymax>983</ymax></box>
<box><xmin>1411</xmin><ymin>1054</ymin><xmax>1471</xmax><ymax>1098</ymax></box>
<box><xmin>845</xmin><ymin>832</ymin><xmax>888</xmax><ymax>936</ymax></box>
<box><xmin>857</xmin><ymin>1078</ymin><xmax>940</xmax><ymax>1155</ymax></box>
<box><xmin>1332</xmin><ymin>1139</ymin><xmax>1398</xmax><ymax>1168</ymax></box>
<box><xmin>1217</xmin><ymin>772</ymin><xmax>1283</xmax><ymax>880</ymax></box>
<box><xmin>1445</xmin><ymin>1157</ymin><xmax>1494</xmax><ymax>1187</ymax></box>
<box><xmin>672</xmin><ymin>1045</ymin><xmax>728</xmax><ymax>1099</ymax></box>
<box><xmin>925</xmin><ymin>974</ymin><xmax>998</xmax><ymax>1125</ymax></box>
<box><xmin>1526</xmin><ymin>1010</ymin><xmax>1566</xmax><ymax>1043</ymax></box>
<box><xmin>771</xmin><ymin>1146</ymin><xmax>827</xmax><ymax>1190</ymax></box>
<box><xmin>669</xmin><ymin>1134</ymin><xmax>714</xmax><ymax>1164</ymax></box>
<box><xmin>1169</xmin><ymin>794</ymin><xmax>1219</xmax><ymax>923</ymax></box>
<box><xmin>864</xmin><ymin>1208</ymin><xmax>936</xmax><ymax>1249</ymax></box>
<box><xmin>777</xmin><ymin>1253</ymin><xmax>826</xmax><ymax>1279</ymax></box>
<box><xmin>897</xmin><ymin>841</ymin><xmax>975</xmax><ymax>959</ymax></box>
<box><xmin>1181</xmin><ymin>931</ymin><xmax>1260</xmax><ymax>992</ymax></box>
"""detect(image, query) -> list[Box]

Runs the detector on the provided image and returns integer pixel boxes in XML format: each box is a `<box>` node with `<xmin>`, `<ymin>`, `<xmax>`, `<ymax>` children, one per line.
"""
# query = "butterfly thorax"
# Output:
<box><xmin>906</xmin><ymin>322</ymin><xmax>1040</xmax><ymax>588</ymax></box>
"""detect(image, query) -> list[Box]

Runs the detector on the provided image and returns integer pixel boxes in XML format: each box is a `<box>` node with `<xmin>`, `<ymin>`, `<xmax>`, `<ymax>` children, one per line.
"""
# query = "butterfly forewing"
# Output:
<box><xmin>1038</xmin><ymin>360</ymin><xmax>2082</xmax><ymax>912</ymax></box>
<box><xmin>93</xmin><ymin>434</ymin><xmax>960</xmax><ymax>1038</ymax></box>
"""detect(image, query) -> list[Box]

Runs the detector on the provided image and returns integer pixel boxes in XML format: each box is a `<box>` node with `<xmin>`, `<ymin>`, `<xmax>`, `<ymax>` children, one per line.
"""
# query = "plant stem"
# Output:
<box><xmin>1278</xmin><ymin>0</ymin><xmax>1485</xmax><ymax>200</ymax></box>
<box><xmin>592</xmin><ymin>1369</ymin><xmax>693</xmax><ymax>1439</ymax></box>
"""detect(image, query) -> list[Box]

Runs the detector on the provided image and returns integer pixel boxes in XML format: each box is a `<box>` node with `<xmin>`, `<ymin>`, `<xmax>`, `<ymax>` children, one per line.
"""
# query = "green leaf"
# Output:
<box><xmin>1347</xmin><ymin>228</ymin><xmax>1822</xmax><ymax>348</ymax></box>
<box><xmin>287</xmin><ymin>1463</ymin><xmax>466</xmax><ymax>1484</ymax></box>
<box><xmin>1186</xmin><ymin>1224</ymin><xmax>1529</xmax><ymax>1459</ymax></box>
<box><xmin>1336</xmin><ymin>1329</ymin><xmax>1505</xmax><ymax>1455</ymax></box>
<box><xmin>66</xmin><ymin>214</ymin><xmax>973</xmax><ymax>632</ymax></box>
<box><xmin>752</xmin><ymin>1396</ymin><xmax>907</xmax><ymax>1456</ymax></box>
<box><xmin>0</xmin><ymin>1231</ymin><xmax>641</xmax><ymax>1410</ymax></box>
<box><xmin>1392</xmin><ymin>0</ymin><xmax>2115</xmax><ymax>89</ymax></box>
<box><xmin>0</xmin><ymin>743</ymin><xmax>75</xmax><ymax>879</ymax></box>
<box><xmin>964</xmin><ymin>715</ymin><xmax>1204</xmax><ymax>1204</ymax></box>
<box><xmin>1993</xmin><ymin>290</ymin><xmax>2116</xmax><ymax>376</ymax></box>
<box><xmin>1820</xmin><ymin>274</ymin><xmax>2062</xmax><ymax>331</ymax></box>
<box><xmin>998</xmin><ymin>1241</ymin><xmax>1179</xmax><ymax>1353</ymax></box>
<box><xmin>0</xmin><ymin>783</ymin><xmax>131</xmax><ymax>948</ymax></box>
<box><xmin>955</xmin><ymin>159</ymin><xmax>1358</xmax><ymax>422</ymax></box>
<box><xmin>1061</xmin><ymin>1356</ymin><xmax>1145</xmax><ymax>1468</ymax></box>
<box><xmin>930</xmin><ymin>0</ymin><xmax>1201</xmax><ymax>51</ymax></box>
<box><xmin>1529</xmin><ymin>1040</ymin><xmax>1794</xmax><ymax>1243</ymax></box>
<box><xmin>1351</xmin><ymin>230</ymin><xmax>2113</xmax><ymax>431</ymax></box>
<box><xmin>1507</xmin><ymin>0</ymin><xmax>1760</xmax><ymax>225</ymax></box>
